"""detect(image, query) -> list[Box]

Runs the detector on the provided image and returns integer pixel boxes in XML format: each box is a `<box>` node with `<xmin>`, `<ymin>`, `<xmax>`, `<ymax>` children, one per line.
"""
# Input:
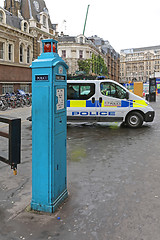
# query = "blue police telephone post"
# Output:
<box><xmin>31</xmin><ymin>39</ymin><xmax>68</xmax><ymax>213</ymax></box>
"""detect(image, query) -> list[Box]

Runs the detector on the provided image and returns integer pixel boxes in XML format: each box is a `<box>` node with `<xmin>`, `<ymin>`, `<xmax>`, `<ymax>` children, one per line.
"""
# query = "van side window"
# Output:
<box><xmin>100</xmin><ymin>82</ymin><xmax>127</xmax><ymax>99</ymax></box>
<box><xmin>67</xmin><ymin>83</ymin><xmax>95</xmax><ymax>100</ymax></box>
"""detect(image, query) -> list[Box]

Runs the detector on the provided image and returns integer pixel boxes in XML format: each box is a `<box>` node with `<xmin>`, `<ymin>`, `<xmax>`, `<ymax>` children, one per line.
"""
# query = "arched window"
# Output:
<box><xmin>0</xmin><ymin>11</ymin><xmax>3</xmax><ymax>22</ymax></box>
<box><xmin>40</xmin><ymin>12</ymin><xmax>48</xmax><ymax>30</ymax></box>
<box><xmin>24</xmin><ymin>22</ymin><xmax>27</xmax><ymax>32</ymax></box>
<box><xmin>20</xmin><ymin>44</ymin><xmax>23</xmax><ymax>62</ymax></box>
<box><xmin>43</xmin><ymin>15</ymin><xmax>46</xmax><ymax>27</ymax></box>
<box><xmin>21</xmin><ymin>20</ymin><xmax>29</xmax><ymax>32</ymax></box>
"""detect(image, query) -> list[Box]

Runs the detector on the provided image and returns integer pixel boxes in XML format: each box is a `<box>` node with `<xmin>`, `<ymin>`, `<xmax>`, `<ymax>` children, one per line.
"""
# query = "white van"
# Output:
<box><xmin>67</xmin><ymin>79</ymin><xmax>155</xmax><ymax>128</ymax></box>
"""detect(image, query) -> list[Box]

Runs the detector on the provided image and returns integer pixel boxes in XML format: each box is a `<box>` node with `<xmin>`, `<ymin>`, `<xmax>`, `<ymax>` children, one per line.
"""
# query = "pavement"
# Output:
<box><xmin>0</xmin><ymin>98</ymin><xmax>160</xmax><ymax>240</ymax></box>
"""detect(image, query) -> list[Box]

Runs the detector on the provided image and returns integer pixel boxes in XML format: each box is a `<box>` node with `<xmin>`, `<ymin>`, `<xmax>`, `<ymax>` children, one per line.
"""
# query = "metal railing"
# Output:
<box><xmin>0</xmin><ymin>115</ymin><xmax>21</xmax><ymax>175</ymax></box>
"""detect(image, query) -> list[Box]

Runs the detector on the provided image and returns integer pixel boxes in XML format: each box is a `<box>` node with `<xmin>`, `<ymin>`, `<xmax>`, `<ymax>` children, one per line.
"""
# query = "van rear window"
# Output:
<box><xmin>67</xmin><ymin>83</ymin><xmax>95</xmax><ymax>100</ymax></box>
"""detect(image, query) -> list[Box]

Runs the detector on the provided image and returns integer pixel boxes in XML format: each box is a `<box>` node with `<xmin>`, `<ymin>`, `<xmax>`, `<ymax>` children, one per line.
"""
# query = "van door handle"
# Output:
<box><xmin>92</xmin><ymin>97</ymin><xmax>95</xmax><ymax>104</ymax></box>
<box><xmin>99</xmin><ymin>97</ymin><xmax>102</xmax><ymax>103</ymax></box>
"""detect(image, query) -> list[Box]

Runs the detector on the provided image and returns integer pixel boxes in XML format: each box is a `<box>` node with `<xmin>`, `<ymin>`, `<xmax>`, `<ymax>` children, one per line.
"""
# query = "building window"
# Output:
<box><xmin>21</xmin><ymin>20</ymin><xmax>29</xmax><ymax>32</ymax></box>
<box><xmin>40</xmin><ymin>12</ymin><xmax>48</xmax><ymax>29</ymax></box>
<box><xmin>100</xmin><ymin>82</ymin><xmax>127</xmax><ymax>99</ymax></box>
<box><xmin>2</xmin><ymin>84</ymin><xmax>14</xmax><ymax>94</ymax></box>
<box><xmin>20</xmin><ymin>44</ymin><xmax>23</xmax><ymax>62</ymax></box>
<box><xmin>0</xmin><ymin>11</ymin><xmax>3</xmax><ymax>22</ymax></box>
<box><xmin>24</xmin><ymin>22</ymin><xmax>27</xmax><ymax>32</ymax></box>
<box><xmin>80</xmin><ymin>37</ymin><xmax>83</xmax><ymax>44</ymax></box>
<box><xmin>27</xmin><ymin>46</ymin><xmax>30</xmax><ymax>63</ymax></box>
<box><xmin>79</xmin><ymin>50</ymin><xmax>83</xmax><ymax>59</ymax></box>
<box><xmin>67</xmin><ymin>83</ymin><xmax>95</xmax><ymax>100</ymax></box>
<box><xmin>43</xmin><ymin>15</ymin><xmax>46</xmax><ymax>27</ymax></box>
<box><xmin>20</xmin><ymin>84</ymin><xmax>30</xmax><ymax>93</ymax></box>
<box><xmin>62</xmin><ymin>50</ymin><xmax>66</xmax><ymax>58</ymax></box>
<box><xmin>8</xmin><ymin>44</ymin><xmax>12</xmax><ymax>61</ymax></box>
<box><xmin>0</xmin><ymin>42</ymin><xmax>4</xmax><ymax>59</ymax></box>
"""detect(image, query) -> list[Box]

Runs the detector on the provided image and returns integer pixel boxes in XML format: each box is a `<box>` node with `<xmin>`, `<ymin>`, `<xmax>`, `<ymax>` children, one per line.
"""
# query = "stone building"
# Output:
<box><xmin>0</xmin><ymin>0</ymin><xmax>120</xmax><ymax>95</ymax></box>
<box><xmin>0</xmin><ymin>0</ymin><xmax>57</xmax><ymax>94</ymax></box>
<box><xmin>58</xmin><ymin>34</ymin><xmax>120</xmax><ymax>82</ymax></box>
<box><xmin>120</xmin><ymin>46</ymin><xmax>160</xmax><ymax>83</ymax></box>
<box><xmin>58</xmin><ymin>34</ymin><xmax>107</xmax><ymax>76</ymax></box>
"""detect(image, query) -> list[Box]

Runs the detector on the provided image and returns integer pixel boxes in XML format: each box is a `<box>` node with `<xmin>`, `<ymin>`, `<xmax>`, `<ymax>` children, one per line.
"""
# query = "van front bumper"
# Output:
<box><xmin>144</xmin><ymin>111</ymin><xmax>155</xmax><ymax>122</ymax></box>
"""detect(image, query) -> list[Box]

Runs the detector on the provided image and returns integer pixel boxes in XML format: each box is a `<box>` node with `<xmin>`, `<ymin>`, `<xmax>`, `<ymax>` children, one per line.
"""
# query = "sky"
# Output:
<box><xmin>0</xmin><ymin>0</ymin><xmax>160</xmax><ymax>53</ymax></box>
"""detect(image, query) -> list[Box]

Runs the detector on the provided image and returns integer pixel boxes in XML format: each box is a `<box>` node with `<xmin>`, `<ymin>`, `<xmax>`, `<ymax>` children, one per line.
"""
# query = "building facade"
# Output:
<box><xmin>0</xmin><ymin>0</ymin><xmax>57</xmax><ymax>94</ymax></box>
<box><xmin>58</xmin><ymin>34</ymin><xmax>107</xmax><ymax>77</ymax></box>
<box><xmin>58</xmin><ymin>34</ymin><xmax>120</xmax><ymax>82</ymax></box>
<box><xmin>88</xmin><ymin>36</ymin><xmax>120</xmax><ymax>82</ymax></box>
<box><xmin>0</xmin><ymin>1</ymin><xmax>120</xmax><ymax>95</ymax></box>
<box><xmin>120</xmin><ymin>46</ymin><xmax>160</xmax><ymax>83</ymax></box>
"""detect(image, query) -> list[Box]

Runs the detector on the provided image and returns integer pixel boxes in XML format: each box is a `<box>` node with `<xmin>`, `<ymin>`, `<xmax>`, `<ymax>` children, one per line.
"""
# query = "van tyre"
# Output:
<box><xmin>126</xmin><ymin>112</ymin><xmax>143</xmax><ymax>128</ymax></box>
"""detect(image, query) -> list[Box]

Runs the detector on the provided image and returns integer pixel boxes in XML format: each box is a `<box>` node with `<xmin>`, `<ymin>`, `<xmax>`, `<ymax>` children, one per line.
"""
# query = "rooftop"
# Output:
<box><xmin>5</xmin><ymin>9</ymin><xmax>21</xmax><ymax>29</ymax></box>
<box><xmin>121</xmin><ymin>45</ymin><xmax>160</xmax><ymax>54</ymax></box>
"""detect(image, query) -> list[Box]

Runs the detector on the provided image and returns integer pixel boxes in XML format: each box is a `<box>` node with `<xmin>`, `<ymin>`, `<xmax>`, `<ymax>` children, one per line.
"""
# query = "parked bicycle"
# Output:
<box><xmin>0</xmin><ymin>90</ymin><xmax>32</xmax><ymax>111</ymax></box>
<box><xmin>0</xmin><ymin>96</ymin><xmax>8</xmax><ymax>111</ymax></box>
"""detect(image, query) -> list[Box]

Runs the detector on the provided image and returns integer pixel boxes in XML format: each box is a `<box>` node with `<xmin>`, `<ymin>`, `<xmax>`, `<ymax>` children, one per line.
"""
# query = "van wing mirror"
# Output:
<box><xmin>126</xmin><ymin>91</ymin><xmax>129</xmax><ymax>100</ymax></box>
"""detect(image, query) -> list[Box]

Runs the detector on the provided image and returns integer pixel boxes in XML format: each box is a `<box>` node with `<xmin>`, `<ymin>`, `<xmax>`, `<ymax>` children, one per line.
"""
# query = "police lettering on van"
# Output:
<box><xmin>67</xmin><ymin>79</ymin><xmax>155</xmax><ymax>128</ymax></box>
<box><xmin>72</xmin><ymin>111</ymin><xmax>116</xmax><ymax>116</ymax></box>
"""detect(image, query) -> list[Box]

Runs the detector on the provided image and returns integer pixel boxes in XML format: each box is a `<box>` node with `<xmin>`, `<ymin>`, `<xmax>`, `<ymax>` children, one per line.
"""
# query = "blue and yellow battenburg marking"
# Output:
<box><xmin>67</xmin><ymin>100</ymin><xmax>148</xmax><ymax>108</ymax></box>
<box><xmin>67</xmin><ymin>100</ymin><xmax>95</xmax><ymax>108</ymax></box>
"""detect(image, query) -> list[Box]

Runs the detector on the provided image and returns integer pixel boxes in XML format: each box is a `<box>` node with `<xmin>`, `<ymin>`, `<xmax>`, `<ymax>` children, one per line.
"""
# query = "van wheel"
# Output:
<box><xmin>126</xmin><ymin>112</ymin><xmax>143</xmax><ymax>128</ymax></box>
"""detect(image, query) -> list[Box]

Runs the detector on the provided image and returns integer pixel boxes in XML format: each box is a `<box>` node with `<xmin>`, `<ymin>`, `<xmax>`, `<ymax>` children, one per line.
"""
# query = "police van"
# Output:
<box><xmin>67</xmin><ymin>79</ymin><xmax>155</xmax><ymax>128</ymax></box>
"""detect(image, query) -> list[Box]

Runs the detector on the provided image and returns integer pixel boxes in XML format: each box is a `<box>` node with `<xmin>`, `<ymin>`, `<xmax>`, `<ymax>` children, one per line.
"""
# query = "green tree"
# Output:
<box><xmin>78</xmin><ymin>59</ymin><xmax>91</xmax><ymax>75</ymax></box>
<box><xmin>77</xmin><ymin>54</ymin><xmax>108</xmax><ymax>77</ymax></box>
